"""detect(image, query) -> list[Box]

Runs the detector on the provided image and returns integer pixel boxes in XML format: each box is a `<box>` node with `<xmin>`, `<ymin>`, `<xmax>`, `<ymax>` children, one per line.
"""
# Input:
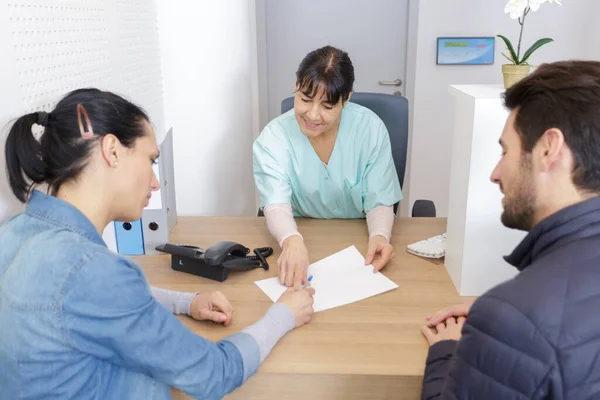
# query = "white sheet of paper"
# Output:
<box><xmin>254</xmin><ymin>245</ymin><xmax>398</xmax><ymax>312</ymax></box>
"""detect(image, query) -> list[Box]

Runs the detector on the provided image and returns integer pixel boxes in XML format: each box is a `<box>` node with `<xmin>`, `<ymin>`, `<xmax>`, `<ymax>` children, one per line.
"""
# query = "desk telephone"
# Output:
<box><xmin>155</xmin><ymin>241</ymin><xmax>273</xmax><ymax>282</ymax></box>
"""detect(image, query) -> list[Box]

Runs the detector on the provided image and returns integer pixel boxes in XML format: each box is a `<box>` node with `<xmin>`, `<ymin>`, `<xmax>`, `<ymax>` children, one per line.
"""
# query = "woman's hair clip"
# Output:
<box><xmin>77</xmin><ymin>104</ymin><xmax>94</xmax><ymax>139</ymax></box>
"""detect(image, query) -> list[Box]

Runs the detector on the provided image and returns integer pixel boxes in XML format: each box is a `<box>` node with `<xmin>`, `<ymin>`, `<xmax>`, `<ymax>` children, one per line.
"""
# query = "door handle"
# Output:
<box><xmin>378</xmin><ymin>79</ymin><xmax>402</xmax><ymax>87</ymax></box>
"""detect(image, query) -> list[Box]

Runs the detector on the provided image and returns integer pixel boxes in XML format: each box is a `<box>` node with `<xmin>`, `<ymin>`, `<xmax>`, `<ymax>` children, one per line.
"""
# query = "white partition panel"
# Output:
<box><xmin>0</xmin><ymin>0</ymin><xmax>166</xmax><ymax>222</ymax></box>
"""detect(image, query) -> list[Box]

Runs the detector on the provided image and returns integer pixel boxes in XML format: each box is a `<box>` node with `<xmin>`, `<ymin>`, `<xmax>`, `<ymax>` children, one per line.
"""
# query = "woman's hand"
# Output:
<box><xmin>278</xmin><ymin>235</ymin><xmax>309</xmax><ymax>290</ymax></box>
<box><xmin>277</xmin><ymin>286</ymin><xmax>316</xmax><ymax>328</ymax></box>
<box><xmin>189</xmin><ymin>291</ymin><xmax>233</xmax><ymax>327</ymax></box>
<box><xmin>365</xmin><ymin>235</ymin><xmax>395</xmax><ymax>272</ymax></box>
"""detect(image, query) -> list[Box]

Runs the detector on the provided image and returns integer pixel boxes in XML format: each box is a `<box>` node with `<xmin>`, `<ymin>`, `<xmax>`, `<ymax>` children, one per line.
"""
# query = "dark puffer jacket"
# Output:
<box><xmin>422</xmin><ymin>196</ymin><xmax>600</xmax><ymax>399</ymax></box>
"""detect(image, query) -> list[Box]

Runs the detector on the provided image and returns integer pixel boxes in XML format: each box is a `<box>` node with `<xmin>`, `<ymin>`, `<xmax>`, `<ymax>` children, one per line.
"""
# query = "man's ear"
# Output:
<box><xmin>100</xmin><ymin>134</ymin><xmax>121</xmax><ymax>167</ymax></box>
<box><xmin>537</xmin><ymin>128</ymin><xmax>566</xmax><ymax>172</ymax></box>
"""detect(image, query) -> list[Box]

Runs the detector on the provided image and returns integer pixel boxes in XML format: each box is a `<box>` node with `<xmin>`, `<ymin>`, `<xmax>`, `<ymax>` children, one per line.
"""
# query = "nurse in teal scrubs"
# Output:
<box><xmin>253</xmin><ymin>45</ymin><xmax>402</xmax><ymax>289</ymax></box>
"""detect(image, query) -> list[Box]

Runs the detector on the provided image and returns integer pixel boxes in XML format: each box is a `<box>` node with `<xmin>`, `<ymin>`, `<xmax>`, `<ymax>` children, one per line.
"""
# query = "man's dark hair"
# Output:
<box><xmin>503</xmin><ymin>60</ymin><xmax>600</xmax><ymax>193</ymax></box>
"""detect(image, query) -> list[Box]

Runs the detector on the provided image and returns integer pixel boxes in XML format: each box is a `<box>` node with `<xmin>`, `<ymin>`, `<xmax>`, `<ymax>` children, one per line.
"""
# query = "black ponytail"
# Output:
<box><xmin>4</xmin><ymin>88</ymin><xmax>149</xmax><ymax>203</ymax></box>
<box><xmin>5</xmin><ymin>113</ymin><xmax>49</xmax><ymax>202</ymax></box>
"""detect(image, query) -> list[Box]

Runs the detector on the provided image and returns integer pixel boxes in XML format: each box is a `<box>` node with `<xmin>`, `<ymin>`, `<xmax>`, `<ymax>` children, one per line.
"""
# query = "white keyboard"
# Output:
<box><xmin>406</xmin><ymin>233</ymin><xmax>446</xmax><ymax>259</ymax></box>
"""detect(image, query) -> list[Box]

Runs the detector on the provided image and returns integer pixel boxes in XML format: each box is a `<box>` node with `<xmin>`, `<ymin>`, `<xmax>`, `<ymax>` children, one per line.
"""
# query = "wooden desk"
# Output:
<box><xmin>134</xmin><ymin>217</ymin><xmax>472</xmax><ymax>400</ymax></box>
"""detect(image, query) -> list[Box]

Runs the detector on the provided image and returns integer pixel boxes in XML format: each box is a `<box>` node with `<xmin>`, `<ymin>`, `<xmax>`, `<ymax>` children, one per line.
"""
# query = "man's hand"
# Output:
<box><xmin>365</xmin><ymin>235</ymin><xmax>395</xmax><ymax>272</ymax></box>
<box><xmin>422</xmin><ymin>316</ymin><xmax>466</xmax><ymax>346</ymax></box>
<box><xmin>189</xmin><ymin>291</ymin><xmax>233</xmax><ymax>327</ymax></box>
<box><xmin>278</xmin><ymin>235</ymin><xmax>309</xmax><ymax>290</ymax></box>
<box><xmin>426</xmin><ymin>301</ymin><xmax>474</xmax><ymax>327</ymax></box>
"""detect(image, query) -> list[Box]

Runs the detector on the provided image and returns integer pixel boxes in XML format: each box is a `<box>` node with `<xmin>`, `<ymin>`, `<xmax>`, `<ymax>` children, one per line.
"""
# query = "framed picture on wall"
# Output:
<box><xmin>436</xmin><ymin>37</ymin><xmax>495</xmax><ymax>65</ymax></box>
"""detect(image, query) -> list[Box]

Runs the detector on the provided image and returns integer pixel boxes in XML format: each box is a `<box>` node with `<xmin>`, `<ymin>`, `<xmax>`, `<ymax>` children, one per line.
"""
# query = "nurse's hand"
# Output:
<box><xmin>365</xmin><ymin>235</ymin><xmax>395</xmax><ymax>272</ymax></box>
<box><xmin>278</xmin><ymin>235</ymin><xmax>309</xmax><ymax>290</ymax></box>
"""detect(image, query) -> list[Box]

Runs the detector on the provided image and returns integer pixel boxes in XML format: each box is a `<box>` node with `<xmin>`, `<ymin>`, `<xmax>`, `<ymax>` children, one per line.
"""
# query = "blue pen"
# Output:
<box><xmin>303</xmin><ymin>275</ymin><xmax>313</xmax><ymax>288</ymax></box>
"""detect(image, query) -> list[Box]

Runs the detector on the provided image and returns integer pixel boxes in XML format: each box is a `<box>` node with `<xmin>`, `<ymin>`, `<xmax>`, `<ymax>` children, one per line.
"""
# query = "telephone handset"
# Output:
<box><xmin>155</xmin><ymin>241</ymin><xmax>273</xmax><ymax>282</ymax></box>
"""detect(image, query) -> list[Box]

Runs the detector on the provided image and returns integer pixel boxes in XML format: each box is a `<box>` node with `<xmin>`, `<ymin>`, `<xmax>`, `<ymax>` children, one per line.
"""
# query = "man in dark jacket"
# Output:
<box><xmin>420</xmin><ymin>60</ymin><xmax>600</xmax><ymax>399</ymax></box>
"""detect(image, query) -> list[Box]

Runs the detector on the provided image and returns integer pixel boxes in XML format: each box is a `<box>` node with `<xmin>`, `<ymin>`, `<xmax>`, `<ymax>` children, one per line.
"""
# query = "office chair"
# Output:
<box><xmin>257</xmin><ymin>92</ymin><xmax>436</xmax><ymax>218</ymax></box>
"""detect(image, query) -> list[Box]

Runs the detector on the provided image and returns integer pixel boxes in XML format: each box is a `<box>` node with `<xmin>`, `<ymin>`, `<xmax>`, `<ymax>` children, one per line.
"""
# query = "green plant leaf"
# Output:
<box><xmin>502</xmin><ymin>52</ymin><xmax>515</xmax><ymax>63</ymax></box>
<box><xmin>497</xmin><ymin>35</ymin><xmax>519</xmax><ymax>64</ymax></box>
<box><xmin>520</xmin><ymin>38</ymin><xmax>554</xmax><ymax>65</ymax></box>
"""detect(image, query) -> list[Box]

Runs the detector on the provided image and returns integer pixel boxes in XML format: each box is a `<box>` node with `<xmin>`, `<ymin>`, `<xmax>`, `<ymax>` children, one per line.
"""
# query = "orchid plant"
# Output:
<box><xmin>498</xmin><ymin>0</ymin><xmax>561</xmax><ymax>65</ymax></box>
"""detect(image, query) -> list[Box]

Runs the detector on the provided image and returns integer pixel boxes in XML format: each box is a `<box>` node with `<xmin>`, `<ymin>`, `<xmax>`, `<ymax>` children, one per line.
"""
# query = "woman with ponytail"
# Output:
<box><xmin>0</xmin><ymin>88</ymin><xmax>314</xmax><ymax>399</ymax></box>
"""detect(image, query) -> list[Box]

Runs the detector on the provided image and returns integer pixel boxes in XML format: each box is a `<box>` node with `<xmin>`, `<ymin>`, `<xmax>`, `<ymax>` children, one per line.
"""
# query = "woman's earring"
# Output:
<box><xmin>113</xmin><ymin>161</ymin><xmax>119</xmax><ymax>167</ymax></box>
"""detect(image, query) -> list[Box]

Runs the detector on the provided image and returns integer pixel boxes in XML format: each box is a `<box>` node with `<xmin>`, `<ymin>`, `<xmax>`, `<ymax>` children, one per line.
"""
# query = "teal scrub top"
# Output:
<box><xmin>252</xmin><ymin>102</ymin><xmax>403</xmax><ymax>219</ymax></box>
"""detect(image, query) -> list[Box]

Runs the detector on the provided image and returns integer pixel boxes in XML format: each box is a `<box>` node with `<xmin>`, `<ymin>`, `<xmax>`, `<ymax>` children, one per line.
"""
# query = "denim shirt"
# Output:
<box><xmin>0</xmin><ymin>191</ymin><xmax>261</xmax><ymax>399</ymax></box>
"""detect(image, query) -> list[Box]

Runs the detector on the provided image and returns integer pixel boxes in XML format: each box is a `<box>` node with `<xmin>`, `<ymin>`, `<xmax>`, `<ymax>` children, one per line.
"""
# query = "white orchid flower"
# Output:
<box><xmin>505</xmin><ymin>0</ymin><xmax>562</xmax><ymax>17</ymax></box>
<box><xmin>528</xmin><ymin>0</ymin><xmax>544</xmax><ymax>11</ymax></box>
<box><xmin>504</xmin><ymin>0</ymin><xmax>529</xmax><ymax>19</ymax></box>
<box><xmin>530</xmin><ymin>0</ymin><xmax>563</xmax><ymax>6</ymax></box>
<box><xmin>528</xmin><ymin>0</ymin><xmax>560</xmax><ymax>11</ymax></box>
<box><xmin>500</xmin><ymin>0</ymin><xmax>560</xmax><ymax>66</ymax></box>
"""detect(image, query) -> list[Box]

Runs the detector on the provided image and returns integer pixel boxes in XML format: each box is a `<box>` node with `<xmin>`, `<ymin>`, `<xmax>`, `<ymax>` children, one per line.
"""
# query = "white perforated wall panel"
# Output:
<box><xmin>0</xmin><ymin>0</ymin><xmax>166</xmax><ymax>220</ymax></box>
<box><xmin>115</xmin><ymin>0</ymin><xmax>165</xmax><ymax>137</ymax></box>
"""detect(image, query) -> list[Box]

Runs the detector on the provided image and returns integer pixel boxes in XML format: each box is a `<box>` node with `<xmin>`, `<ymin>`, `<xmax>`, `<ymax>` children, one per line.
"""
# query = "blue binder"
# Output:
<box><xmin>114</xmin><ymin>219</ymin><xmax>145</xmax><ymax>255</ymax></box>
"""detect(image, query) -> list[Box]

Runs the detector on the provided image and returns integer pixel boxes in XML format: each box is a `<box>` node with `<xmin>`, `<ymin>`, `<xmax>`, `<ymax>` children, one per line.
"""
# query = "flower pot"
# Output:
<box><xmin>502</xmin><ymin>64</ymin><xmax>531</xmax><ymax>88</ymax></box>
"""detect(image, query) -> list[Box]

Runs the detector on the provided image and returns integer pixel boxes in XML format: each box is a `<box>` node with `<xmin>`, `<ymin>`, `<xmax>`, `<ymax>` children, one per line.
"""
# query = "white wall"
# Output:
<box><xmin>407</xmin><ymin>0</ymin><xmax>600</xmax><ymax>217</ymax></box>
<box><xmin>157</xmin><ymin>0</ymin><xmax>260</xmax><ymax>216</ymax></box>
<box><xmin>581</xmin><ymin>3</ymin><xmax>600</xmax><ymax>59</ymax></box>
<box><xmin>255</xmin><ymin>0</ymin><xmax>270</xmax><ymax>133</ymax></box>
<box><xmin>399</xmin><ymin>0</ymin><xmax>421</xmax><ymax>217</ymax></box>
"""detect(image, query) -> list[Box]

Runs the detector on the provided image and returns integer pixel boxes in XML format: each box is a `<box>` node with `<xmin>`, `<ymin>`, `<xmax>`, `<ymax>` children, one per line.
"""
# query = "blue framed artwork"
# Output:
<box><xmin>436</xmin><ymin>37</ymin><xmax>495</xmax><ymax>65</ymax></box>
